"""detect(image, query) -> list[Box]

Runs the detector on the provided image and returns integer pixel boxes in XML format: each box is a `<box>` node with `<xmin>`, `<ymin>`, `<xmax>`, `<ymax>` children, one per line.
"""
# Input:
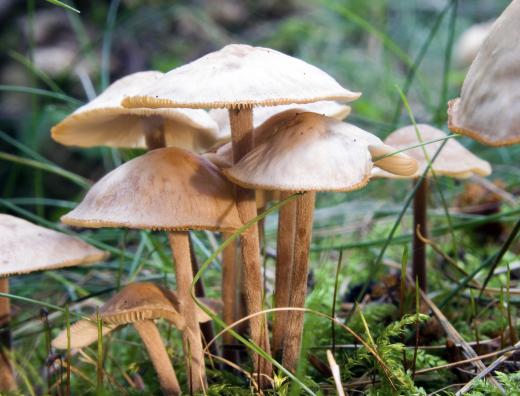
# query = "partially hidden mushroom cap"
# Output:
<box><xmin>448</xmin><ymin>1</ymin><xmax>520</xmax><ymax>146</ymax></box>
<box><xmin>223</xmin><ymin>112</ymin><xmax>418</xmax><ymax>192</ymax></box>
<box><xmin>372</xmin><ymin>124</ymin><xmax>492</xmax><ymax>179</ymax></box>
<box><xmin>209</xmin><ymin>101</ymin><xmax>351</xmax><ymax>144</ymax></box>
<box><xmin>0</xmin><ymin>214</ymin><xmax>107</xmax><ymax>277</ymax></box>
<box><xmin>62</xmin><ymin>147</ymin><xmax>243</xmax><ymax>232</ymax></box>
<box><xmin>52</xmin><ymin>282</ymin><xmax>212</xmax><ymax>349</ymax></box>
<box><xmin>51</xmin><ymin>71</ymin><xmax>219</xmax><ymax>152</ymax></box>
<box><xmin>122</xmin><ymin>44</ymin><xmax>360</xmax><ymax>110</ymax></box>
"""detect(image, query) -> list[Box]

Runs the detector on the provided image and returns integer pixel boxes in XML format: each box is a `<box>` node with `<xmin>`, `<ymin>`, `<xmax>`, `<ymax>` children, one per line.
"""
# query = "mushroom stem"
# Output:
<box><xmin>168</xmin><ymin>232</ymin><xmax>207</xmax><ymax>392</ymax></box>
<box><xmin>189</xmin><ymin>235</ymin><xmax>220</xmax><ymax>362</ymax></box>
<box><xmin>0</xmin><ymin>277</ymin><xmax>15</xmax><ymax>391</ymax></box>
<box><xmin>222</xmin><ymin>232</ymin><xmax>239</xmax><ymax>364</ymax></box>
<box><xmin>229</xmin><ymin>108</ymin><xmax>272</xmax><ymax>384</ymax></box>
<box><xmin>133</xmin><ymin>320</ymin><xmax>181</xmax><ymax>396</ymax></box>
<box><xmin>282</xmin><ymin>191</ymin><xmax>316</xmax><ymax>373</ymax></box>
<box><xmin>272</xmin><ymin>192</ymin><xmax>297</xmax><ymax>357</ymax></box>
<box><xmin>413</xmin><ymin>177</ymin><xmax>428</xmax><ymax>291</ymax></box>
<box><xmin>144</xmin><ymin>117</ymin><xmax>166</xmax><ymax>150</ymax></box>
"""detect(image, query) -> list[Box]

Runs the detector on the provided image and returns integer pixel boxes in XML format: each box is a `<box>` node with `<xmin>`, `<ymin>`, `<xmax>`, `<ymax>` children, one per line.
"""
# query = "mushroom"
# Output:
<box><xmin>448</xmin><ymin>0</ymin><xmax>520</xmax><ymax>146</ymax></box>
<box><xmin>61</xmin><ymin>147</ymin><xmax>243</xmax><ymax>392</ymax></box>
<box><xmin>121</xmin><ymin>44</ymin><xmax>360</xmax><ymax>382</ymax></box>
<box><xmin>52</xmin><ymin>282</ymin><xmax>212</xmax><ymax>396</ymax></box>
<box><xmin>223</xmin><ymin>112</ymin><xmax>418</xmax><ymax>372</ymax></box>
<box><xmin>51</xmin><ymin>71</ymin><xmax>219</xmax><ymax>151</ymax></box>
<box><xmin>454</xmin><ymin>20</ymin><xmax>494</xmax><ymax>68</ymax></box>
<box><xmin>0</xmin><ymin>214</ymin><xmax>107</xmax><ymax>391</ymax></box>
<box><xmin>372</xmin><ymin>124</ymin><xmax>492</xmax><ymax>291</ymax></box>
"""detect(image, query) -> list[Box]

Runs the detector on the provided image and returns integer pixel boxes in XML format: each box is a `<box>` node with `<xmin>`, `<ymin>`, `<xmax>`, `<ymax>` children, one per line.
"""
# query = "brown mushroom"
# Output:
<box><xmin>224</xmin><ymin>112</ymin><xmax>417</xmax><ymax>372</ymax></box>
<box><xmin>372</xmin><ymin>124</ymin><xmax>492</xmax><ymax>291</ymax></box>
<box><xmin>0</xmin><ymin>214</ymin><xmax>107</xmax><ymax>391</ymax></box>
<box><xmin>61</xmin><ymin>148</ymin><xmax>242</xmax><ymax>392</ymax></box>
<box><xmin>122</xmin><ymin>44</ymin><xmax>360</xmax><ymax>382</ymax></box>
<box><xmin>52</xmin><ymin>282</ymin><xmax>211</xmax><ymax>396</ymax></box>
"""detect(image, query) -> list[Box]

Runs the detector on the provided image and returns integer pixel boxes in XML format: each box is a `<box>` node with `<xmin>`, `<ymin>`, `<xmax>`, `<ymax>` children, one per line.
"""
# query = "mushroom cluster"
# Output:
<box><xmin>4</xmin><ymin>28</ymin><xmax>506</xmax><ymax>391</ymax></box>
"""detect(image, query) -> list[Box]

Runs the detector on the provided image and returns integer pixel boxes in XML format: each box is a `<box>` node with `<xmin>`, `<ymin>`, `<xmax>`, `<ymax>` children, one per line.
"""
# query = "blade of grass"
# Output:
<box><xmin>100</xmin><ymin>0</ymin><xmax>121</xmax><ymax>90</ymax></box>
<box><xmin>46</xmin><ymin>0</ymin><xmax>80</xmax><ymax>13</ymax></box>
<box><xmin>331</xmin><ymin>251</ymin><xmax>344</xmax><ymax>354</ymax></box>
<box><xmin>0</xmin><ymin>85</ymin><xmax>82</xmax><ymax>105</ymax></box>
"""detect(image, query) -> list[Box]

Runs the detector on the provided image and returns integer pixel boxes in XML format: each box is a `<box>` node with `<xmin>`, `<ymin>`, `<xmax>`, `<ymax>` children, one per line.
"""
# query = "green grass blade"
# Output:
<box><xmin>0</xmin><ymin>85</ymin><xmax>82</xmax><ymax>105</ymax></box>
<box><xmin>46</xmin><ymin>0</ymin><xmax>80</xmax><ymax>13</ymax></box>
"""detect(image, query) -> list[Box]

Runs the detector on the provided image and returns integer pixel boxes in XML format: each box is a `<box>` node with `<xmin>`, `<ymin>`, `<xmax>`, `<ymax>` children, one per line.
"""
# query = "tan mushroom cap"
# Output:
<box><xmin>448</xmin><ymin>1</ymin><xmax>520</xmax><ymax>146</ymax></box>
<box><xmin>209</xmin><ymin>101</ymin><xmax>351</xmax><ymax>144</ymax></box>
<box><xmin>0</xmin><ymin>214</ymin><xmax>107</xmax><ymax>277</ymax></box>
<box><xmin>52</xmin><ymin>282</ymin><xmax>211</xmax><ymax>349</ymax></box>
<box><xmin>371</xmin><ymin>124</ymin><xmax>492</xmax><ymax>179</ymax></box>
<box><xmin>62</xmin><ymin>148</ymin><xmax>243</xmax><ymax>232</ymax></box>
<box><xmin>51</xmin><ymin>71</ymin><xmax>219</xmax><ymax>152</ymax></box>
<box><xmin>223</xmin><ymin>112</ymin><xmax>418</xmax><ymax>192</ymax></box>
<box><xmin>122</xmin><ymin>44</ymin><xmax>360</xmax><ymax>110</ymax></box>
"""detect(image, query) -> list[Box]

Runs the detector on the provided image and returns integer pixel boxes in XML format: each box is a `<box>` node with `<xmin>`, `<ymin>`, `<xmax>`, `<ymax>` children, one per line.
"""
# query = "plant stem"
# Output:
<box><xmin>0</xmin><ymin>277</ymin><xmax>15</xmax><ymax>391</ymax></box>
<box><xmin>229</xmin><ymin>108</ymin><xmax>272</xmax><ymax>385</ymax></box>
<box><xmin>189</xmin><ymin>234</ymin><xmax>219</xmax><ymax>363</ymax></box>
<box><xmin>413</xmin><ymin>177</ymin><xmax>428</xmax><ymax>291</ymax></box>
<box><xmin>272</xmin><ymin>191</ymin><xmax>297</xmax><ymax>357</ymax></box>
<box><xmin>169</xmin><ymin>232</ymin><xmax>207</xmax><ymax>392</ymax></box>
<box><xmin>221</xmin><ymin>232</ymin><xmax>239</xmax><ymax>364</ymax></box>
<box><xmin>283</xmin><ymin>191</ymin><xmax>316</xmax><ymax>373</ymax></box>
<box><xmin>134</xmin><ymin>320</ymin><xmax>181</xmax><ymax>396</ymax></box>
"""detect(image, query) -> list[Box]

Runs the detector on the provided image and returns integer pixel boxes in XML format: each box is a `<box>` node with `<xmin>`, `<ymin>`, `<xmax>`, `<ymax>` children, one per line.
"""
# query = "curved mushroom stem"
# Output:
<box><xmin>272</xmin><ymin>192</ymin><xmax>297</xmax><ymax>358</ymax></box>
<box><xmin>0</xmin><ymin>277</ymin><xmax>15</xmax><ymax>391</ymax></box>
<box><xmin>133</xmin><ymin>320</ymin><xmax>181</xmax><ymax>396</ymax></box>
<box><xmin>282</xmin><ymin>191</ymin><xmax>316</xmax><ymax>373</ymax></box>
<box><xmin>229</xmin><ymin>108</ymin><xmax>272</xmax><ymax>387</ymax></box>
<box><xmin>144</xmin><ymin>116</ymin><xmax>166</xmax><ymax>150</ymax></box>
<box><xmin>413</xmin><ymin>177</ymin><xmax>428</xmax><ymax>291</ymax></box>
<box><xmin>168</xmin><ymin>232</ymin><xmax>207</xmax><ymax>393</ymax></box>
<box><xmin>222</xmin><ymin>232</ymin><xmax>239</xmax><ymax>364</ymax></box>
<box><xmin>189</xmin><ymin>235</ymin><xmax>220</xmax><ymax>364</ymax></box>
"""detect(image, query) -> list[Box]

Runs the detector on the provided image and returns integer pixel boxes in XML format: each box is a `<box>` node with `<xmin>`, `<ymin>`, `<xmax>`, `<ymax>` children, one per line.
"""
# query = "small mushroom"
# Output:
<box><xmin>52</xmin><ymin>282</ymin><xmax>211</xmax><ymax>396</ymax></box>
<box><xmin>122</xmin><ymin>44</ymin><xmax>360</xmax><ymax>382</ymax></box>
<box><xmin>0</xmin><ymin>214</ymin><xmax>107</xmax><ymax>391</ymax></box>
<box><xmin>448</xmin><ymin>1</ymin><xmax>520</xmax><ymax>146</ymax></box>
<box><xmin>224</xmin><ymin>112</ymin><xmax>417</xmax><ymax>372</ymax></box>
<box><xmin>61</xmin><ymin>148</ymin><xmax>242</xmax><ymax>393</ymax></box>
<box><xmin>372</xmin><ymin>124</ymin><xmax>492</xmax><ymax>291</ymax></box>
<box><xmin>51</xmin><ymin>71</ymin><xmax>219</xmax><ymax>152</ymax></box>
<box><xmin>454</xmin><ymin>20</ymin><xmax>494</xmax><ymax>68</ymax></box>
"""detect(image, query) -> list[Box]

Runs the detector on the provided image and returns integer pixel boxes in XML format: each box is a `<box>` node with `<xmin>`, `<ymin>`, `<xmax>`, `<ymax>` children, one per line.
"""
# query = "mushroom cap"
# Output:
<box><xmin>448</xmin><ymin>1</ymin><xmax>520</xmax><ymax>146</ymax></box>
<box><xmin>51</xmin><ymin>71</ymin><xmax>219</xmax><ymax>152</ymax></box>
<box><xmin>371</xmin><ymin>124</ymin><xmax>492</xmax><ymax>179</ymax></box>
<box><xmin>52</xmin><ymin>282</ymin><xmax>212</xmax><ymax>349</ymax></box>
<box><xmin>209</xmin><ymin>101</ymin><xmax>351</xmax><ymax>144</ymax></box>
<box><xmin>223</xmin><ymin>112</ymin><xmax>418</xmax><ymax>192</ymax></box>
<box><xmin>0</xmin><ymin>214</ymin><xmax>107</xmax><ymax>277</ymax></box>
<box><xmin>454</xmin><ymin>20</ymin><xmax>494</xmax><ymax>67</ymax></box>
<box><xmin>122</xmin><ymin>44</ymin><xmax>360</xmax><ymax>110</ymax></box>
<box><xmin>62</xmin><ymin>148</ymin><xmax>243</xmax><ymax>232</ymax></box>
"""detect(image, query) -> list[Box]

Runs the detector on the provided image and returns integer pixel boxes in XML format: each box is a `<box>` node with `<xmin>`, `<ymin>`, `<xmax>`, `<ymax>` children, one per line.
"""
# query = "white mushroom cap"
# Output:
<box><xmin>51</xmin><ymin>71</ymin><xmax>219</xmax><ymax>152</ymax></box>
<box><xmin>209</xmin><ymin>101</ymin><xmax>351</xmax><ymax>144</ymax></box>
<box><xmin>372</xmin><ymin>124</ymin><xmax>492</xmax><ymax>179</ymax></box>
<box><xmin>223</xmin><ymin>112</ymin><xmax>418</xmax><ymax>192</ymax></box>
<box><xmin>448</xmin><ymin>1</ymin><xmax>520</xmax><ymax>146</ymax></box>
<box><xmin>454</xmin><ymin>20</ymin><xmax>494</xmax><ymax>67</ymax></box>
<box><xmin>122</xmin><ymin>44</ymin><xmax>360</xmax><ymax>110</ymax></box>
<box><xmin>0</xmin><ymin>214</ymin><xmax>107</xmax><ymax>276</ymax></box>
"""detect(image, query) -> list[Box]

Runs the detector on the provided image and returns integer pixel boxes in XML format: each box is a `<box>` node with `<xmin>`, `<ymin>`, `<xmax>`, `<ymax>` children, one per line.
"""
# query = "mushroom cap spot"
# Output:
<box><xmin>371</xmin><ymin>124</ymin><xmax>492</xmax><ymax>179</ymax></box>
<box><xmin>209</xmin><ymin>101</ymin><xmax>351</xmax><ymax>144</ymax></box>
<box><xmin>447</xmin><ymin>1</ymin><xmax>520</xmax><ymax>146</ymax></box>
<box><xmin>52</xmin><ymin>282</ymin><xmax>213</xmax><ymax>350</ymax></box>
<box><xmin>51</xmin><ymin>71</ymin><xmax>218</xmax><ymax>152</ymax></box>
<box><xmin>223</xmin><ymin>112</ymin><xmax>416</xmax><ymax>192</ymax></box>
<box><xmin>122</xmin><ymin>44</ymin><xmax>361</xmax><ymax>110</ymax></box>
<box><xmin>62</xmin><ymin>147</ymin><xmax>243</xmax><ymax>232</ymax></box>
<box><xmin>0</xmin><ymin>214</ymin><xmax>107</xmax><ymax>277</ymax></box>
